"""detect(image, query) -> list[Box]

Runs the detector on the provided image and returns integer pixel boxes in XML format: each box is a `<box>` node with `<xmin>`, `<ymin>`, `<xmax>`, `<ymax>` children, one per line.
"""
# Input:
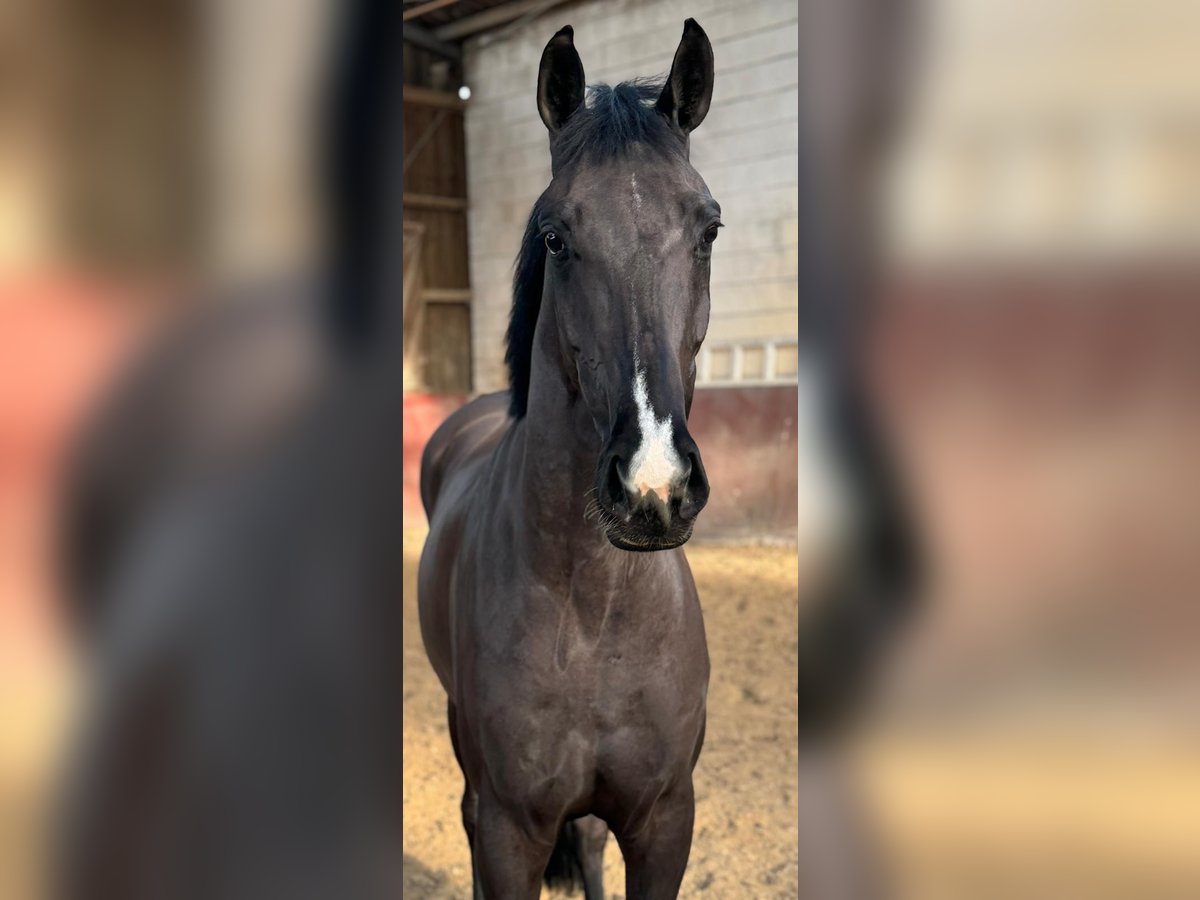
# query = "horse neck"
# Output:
<box><xmin>508</xmin><ymin>303</ymin><xmax>657</xmax><ymax>586</ymax></box>
<box><xmin>513</xmin><ymin>356</ymin><xmax>599</xmax><ymax>544</ymax></box>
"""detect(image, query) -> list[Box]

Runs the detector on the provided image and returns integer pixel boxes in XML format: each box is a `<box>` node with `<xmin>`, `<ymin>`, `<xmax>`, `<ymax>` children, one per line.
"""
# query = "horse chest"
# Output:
<box><xmin>479</xmin><ymin>665</ymin><xmax>702</xmax><ymax>816</ymax></box>
<box><xmin>466</xmin><ymin>585</ymin><xmax>707</xmax><ymax>814</ymax></box>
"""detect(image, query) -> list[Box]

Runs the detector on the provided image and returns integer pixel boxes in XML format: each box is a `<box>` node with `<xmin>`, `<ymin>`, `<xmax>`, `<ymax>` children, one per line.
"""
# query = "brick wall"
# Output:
<box><xmin>462</xmin><ymin>0</ymin><xmax>799</xmax><ymax>393</ymax></box>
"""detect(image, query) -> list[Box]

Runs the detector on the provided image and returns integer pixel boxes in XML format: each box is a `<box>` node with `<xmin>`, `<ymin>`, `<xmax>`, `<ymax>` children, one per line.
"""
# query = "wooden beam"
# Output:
<box><xmin>435</xmin><ymin>0</ymin><xmax>568</xmax><ymax>42</ymax></box>
<box><xmin>403</xmin><ymin>0</ymin><xmax>463</xmax><ymax>23</ymax></box>
<box><xmin>402</xmin><ymin>85</ymin><xmax>465</xmax><ymax>110</ymax></box>
<box><xmin>404</xmin><ymin>193</ymin><xmax>468</xmax><ymax>212</ymax></box>
<box><xmin>403</xmin><ymin>108</ymin><xmax>449</xmax><ymax>174</ymax></box>
<box><xmin>423</xmin><ymin>289</ymin><xmax>471</xmax><ymax>304</ymax></box>
<box><xmin>403</xmin><ymin>22</ymin><xmax>462</xmax><ymax>62</ymax></box>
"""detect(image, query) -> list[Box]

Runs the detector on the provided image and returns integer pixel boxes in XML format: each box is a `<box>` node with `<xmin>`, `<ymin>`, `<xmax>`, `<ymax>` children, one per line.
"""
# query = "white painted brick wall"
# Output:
<box><xmin>463</xmin><ymin>0</ymin><xmax>798</xmax><ymax>392</ymax></box>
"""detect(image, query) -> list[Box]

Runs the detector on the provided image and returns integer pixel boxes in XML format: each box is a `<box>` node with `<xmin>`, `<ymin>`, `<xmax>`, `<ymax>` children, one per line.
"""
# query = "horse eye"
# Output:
<box><xmin>703</xmin><ymin>223</ymin><xmax>721</xmax><ymax>244</ymax></box>
<box><xmin>545</xmin><ymin>232</ymin><xmax>565</xmax><ymax>255</ymax></box>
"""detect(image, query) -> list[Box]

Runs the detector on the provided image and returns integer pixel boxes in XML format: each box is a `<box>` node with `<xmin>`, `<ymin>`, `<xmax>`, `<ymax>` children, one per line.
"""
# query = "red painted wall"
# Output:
<box><xmin>402</xmin><ymin>392</ymin><xmax>468</xmax><ymax>524</ymax></box>
<box><xmin>686</xmin><ymin>387</ymin><xmax>799</xmax><ymax>539</ymax></box>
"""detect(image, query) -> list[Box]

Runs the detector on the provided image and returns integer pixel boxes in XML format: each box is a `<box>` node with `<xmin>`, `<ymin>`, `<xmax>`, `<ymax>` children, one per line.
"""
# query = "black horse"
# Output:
<box><xmin>419</xmin><ymin>21</ymin><xmax>718</xmax><ymax>900</ymax></box>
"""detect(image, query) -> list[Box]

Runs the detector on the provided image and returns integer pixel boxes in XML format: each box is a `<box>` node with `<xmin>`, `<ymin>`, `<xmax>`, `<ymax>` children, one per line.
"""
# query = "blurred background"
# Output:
<box><xmin>865</xmin><ymin>1</ymin><xmax>1200</xmax><ymax>895</ymax></box>
<box><xmin>0</xmin><ymin>0</ymin><xmax>1198</xmax><ymax>898</ymax></box>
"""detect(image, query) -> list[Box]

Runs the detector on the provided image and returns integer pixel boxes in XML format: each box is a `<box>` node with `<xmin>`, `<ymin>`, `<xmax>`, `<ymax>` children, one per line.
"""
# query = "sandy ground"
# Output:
<box><xmin>402</xmin><ymin>525</ymin><xmax>1200</xmax><ymax>900</ymax></box>
<box><xmin>402</xmin><ymin>529</ymin><xmax>801</xmax><ymax>899</ymax></box>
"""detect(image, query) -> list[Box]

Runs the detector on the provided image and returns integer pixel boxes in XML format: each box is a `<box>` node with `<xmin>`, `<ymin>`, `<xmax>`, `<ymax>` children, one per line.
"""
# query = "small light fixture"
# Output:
<box><xmin>458</xmin><ymin>85</ymin><xmax>472</xmax><ymax>101</ymax></box>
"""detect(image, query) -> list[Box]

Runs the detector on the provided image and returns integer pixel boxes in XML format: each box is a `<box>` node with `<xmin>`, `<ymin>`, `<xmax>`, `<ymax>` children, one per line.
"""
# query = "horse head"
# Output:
<box><xmin>509</xmin><ymin>21</ymin><xmax>718</xmax><ymax>551</ymax></box>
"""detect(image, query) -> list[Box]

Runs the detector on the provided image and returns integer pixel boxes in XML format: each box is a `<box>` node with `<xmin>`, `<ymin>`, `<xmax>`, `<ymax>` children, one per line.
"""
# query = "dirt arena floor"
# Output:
<box><xmin>402</xmin><ymin>528</ymin><xmax>801</xmax><ymax>899</ymax></box>
<box><xmin>402</xmin><ymin>524</ymin><xmax>1200</xmax><ymax>900</ymax></box>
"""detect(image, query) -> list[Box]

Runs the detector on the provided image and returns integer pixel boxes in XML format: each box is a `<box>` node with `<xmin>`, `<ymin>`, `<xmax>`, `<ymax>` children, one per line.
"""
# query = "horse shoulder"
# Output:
<box><xmin>419</xmin><ymin>391</ymin><xmax>511</xmax><ymax>519</ymax></box>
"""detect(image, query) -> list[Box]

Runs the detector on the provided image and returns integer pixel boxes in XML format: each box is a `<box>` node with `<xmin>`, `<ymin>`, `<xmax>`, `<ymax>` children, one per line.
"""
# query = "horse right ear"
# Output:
<box><xmin>537</xmin><ymin>25</ymin><xmax>585</xmax><ymax>134</ymax></box>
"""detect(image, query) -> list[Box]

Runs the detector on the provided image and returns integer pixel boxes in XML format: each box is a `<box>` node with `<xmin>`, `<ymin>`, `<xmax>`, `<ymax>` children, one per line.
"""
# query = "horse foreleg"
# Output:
<box><xmin>447</xmin><ymin>702</ymin><xmax>484</xmax><ymax>899</ymax></box>
<box><xmin>460</xmin><ymin>783</ymin><xmax>485</xmax><ymax>899</ymax></box>
<box><xmin>615</xmin><ymin>781</ymin><xmax>696</xmax><ymax>900</ymax></box>
<box><xmin>473</xmin><ymin>790</ymin><xmax>557</xmax><ymax>900</ymax></box>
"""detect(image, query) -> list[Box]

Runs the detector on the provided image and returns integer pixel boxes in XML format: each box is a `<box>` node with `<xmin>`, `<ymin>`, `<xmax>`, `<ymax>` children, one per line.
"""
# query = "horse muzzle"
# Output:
<box><xmin>595</xmin><ymin>433</ymin><xmax>710</xmax><ymax>551</ymax></box>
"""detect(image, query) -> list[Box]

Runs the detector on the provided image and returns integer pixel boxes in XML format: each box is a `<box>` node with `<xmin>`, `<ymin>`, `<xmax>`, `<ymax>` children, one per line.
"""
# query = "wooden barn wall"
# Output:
<box><xmin>402</xmin><ymin>91</ymin><xmax>472</xmax><ymax>393</ymax></box>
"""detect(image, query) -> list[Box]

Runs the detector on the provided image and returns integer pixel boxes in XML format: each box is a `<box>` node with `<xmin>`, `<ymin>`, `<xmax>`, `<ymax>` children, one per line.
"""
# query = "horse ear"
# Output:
<box><xmin>537</xmin><ymin>25</ymin><xmax>586</xmax><ymax>134</ymax></box>
<box><xmin>657</xmin><ymin>19</ymin><xmax>714</xmax><ymax>135</ymax></box>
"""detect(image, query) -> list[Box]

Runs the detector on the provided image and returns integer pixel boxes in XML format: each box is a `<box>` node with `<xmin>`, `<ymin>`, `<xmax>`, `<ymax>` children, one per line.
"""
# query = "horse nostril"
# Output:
<box><xmin>601</xmin><ymin>453</ymin><xmax>631</xmax><ymax>519</ymax></box>
<box><xmin>678</xmin><ymin>450</ymin><xmax>709</xmax><ymax>521</ymax></box>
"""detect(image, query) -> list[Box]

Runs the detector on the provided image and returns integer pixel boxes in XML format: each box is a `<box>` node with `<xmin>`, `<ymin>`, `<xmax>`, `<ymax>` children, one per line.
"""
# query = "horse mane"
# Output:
<box><xmin>505</xmin><ymin>78</ymin><xmax>682</xmax><ymax>418</ymax></box>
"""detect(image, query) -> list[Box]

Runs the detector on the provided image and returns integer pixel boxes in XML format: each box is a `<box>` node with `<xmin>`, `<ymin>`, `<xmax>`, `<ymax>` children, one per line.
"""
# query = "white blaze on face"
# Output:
<box><xmin>627</xmin><ymin>361</ymin><xmax>684</xmax><ymax>499</ymax></box>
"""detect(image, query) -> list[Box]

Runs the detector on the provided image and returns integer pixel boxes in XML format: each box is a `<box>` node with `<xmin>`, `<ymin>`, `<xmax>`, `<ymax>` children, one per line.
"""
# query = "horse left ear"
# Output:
<box><xmin>657</xmin><ymin>19</ymin><xmax>714</xmax><ymax>136</ymax></box>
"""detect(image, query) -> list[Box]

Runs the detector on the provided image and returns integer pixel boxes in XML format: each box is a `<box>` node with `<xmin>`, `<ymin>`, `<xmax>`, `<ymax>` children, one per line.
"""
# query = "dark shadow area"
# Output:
<box><xmin>402</xmin><ymin>854</ymin><xmax>459</xmax><ymax>900</ymax></box>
